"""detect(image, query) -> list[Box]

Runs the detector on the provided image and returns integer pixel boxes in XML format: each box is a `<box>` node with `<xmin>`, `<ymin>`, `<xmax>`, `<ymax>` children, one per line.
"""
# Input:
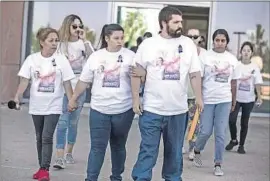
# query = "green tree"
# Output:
<box><xmin>248</xmin><ymin>24</ymin><xmax>270</xmax><ymax>73</ymax></box>
<box><xmin>85</xmin><ymin>26</ymin><xmax>96</xmax><ymax>45</ymax></box>
<box><xmin>31</xmin><ymin>30</ymin><xmax>40</xmax><ymax>53</ymax></box>
<box><xmin>120</xmin><ymin>10</ymin><xmax>147</xmax><ymax>47</ymax></box>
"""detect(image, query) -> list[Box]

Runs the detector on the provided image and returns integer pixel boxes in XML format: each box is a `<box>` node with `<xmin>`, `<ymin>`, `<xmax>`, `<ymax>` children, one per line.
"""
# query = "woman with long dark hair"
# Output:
<box><xmin>193</xmin><ymin>29</ymin><xmax>241</xmax><ymax>176</ymax></box>
<box><xmin>68</xmin><ymin>23</ymin><xmax>146</xmax><ymax>181</ymax></box>
<box><xmin>225</xmin><ymin>41</ymin><xmax>263</xmax><ymax>154</ymax></box>
<box><xmin>53</xmin><ymin>14</ymin><xmax>94</xmax><ymax>169</ymax></box>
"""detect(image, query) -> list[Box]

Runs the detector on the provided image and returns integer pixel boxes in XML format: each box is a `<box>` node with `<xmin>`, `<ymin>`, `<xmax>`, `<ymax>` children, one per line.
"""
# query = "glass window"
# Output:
<box><xmin>116</xmin><ymin>4</ymin><xmax>162</xmax><ymax>47</ymax></box>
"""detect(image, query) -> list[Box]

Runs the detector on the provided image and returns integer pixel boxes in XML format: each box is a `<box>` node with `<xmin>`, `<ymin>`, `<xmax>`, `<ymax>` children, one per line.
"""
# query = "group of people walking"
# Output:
<box><xmin>12</xmin><ymin>6</ymin><xmax>263</xmax><ymax>181</ymax></box>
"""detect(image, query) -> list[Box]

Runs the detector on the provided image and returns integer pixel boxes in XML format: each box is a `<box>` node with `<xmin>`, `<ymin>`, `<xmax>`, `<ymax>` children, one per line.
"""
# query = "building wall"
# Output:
<box><xmin>0</xmin><ymin>2</ymin><xmax>25</xmax><ymax>103</ymax></box>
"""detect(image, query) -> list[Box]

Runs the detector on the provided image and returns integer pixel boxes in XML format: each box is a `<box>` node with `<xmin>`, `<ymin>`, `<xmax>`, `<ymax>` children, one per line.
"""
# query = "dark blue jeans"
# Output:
<box><xmin>85</xmin><ymin>108</ymin><xmax>134</xmax><ymax>181</ymax></box>
<box><xmin>132</xmin><ymin>111</ymin><xmax>187</xmax><ymax>181</ymax></box>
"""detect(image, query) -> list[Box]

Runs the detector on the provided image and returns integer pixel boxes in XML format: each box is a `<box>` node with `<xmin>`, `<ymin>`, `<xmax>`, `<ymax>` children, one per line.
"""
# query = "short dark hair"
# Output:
<box><xmin>143</xmin><ymin>32</ymin><xmax>152</xmax><ymax>38</ymax></box>
<box><xmin>158</xmin><ymin>6</ymin><xmax>182</xmax><ymax>29</ymax></box>
<box><xmin>212</xmin><ymin>29</ymin><xmax>230</xmax><ymax>44</ymax></box>
<box><xmin>240</xmin><ymin>41</ymin><xmax>254</xmax><ymax>52</ymax></box>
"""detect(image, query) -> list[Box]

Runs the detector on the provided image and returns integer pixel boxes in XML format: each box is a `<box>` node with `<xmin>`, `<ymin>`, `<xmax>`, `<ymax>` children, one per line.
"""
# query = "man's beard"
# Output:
<box><xmin>167</xmin><ymin>25</ymin><xmax>182</xmax><ymax>38</ymax></box>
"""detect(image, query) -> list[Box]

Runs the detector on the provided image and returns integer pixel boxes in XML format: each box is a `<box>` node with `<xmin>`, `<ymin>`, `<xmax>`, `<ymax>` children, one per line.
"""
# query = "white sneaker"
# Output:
<box><xmin>65</xmin><ymin>153</ymin><xmax>75</xmax><ymax>164</ymax></box>
<box><xmin>182</xmin><ymin>147</ymin><xmax>186</xmax><ymax>154</ymax></box>
<box><xmin>193</xmin><ymin>153</ymin><xmax>203</xmax><ymax>167</ymax></box>
<box><xmin>188</xmin><ymin>151</ymin><xmax>195</xmax><ymax>161</ymax></box>
<box><xmin>53</xmin><ymin>158</ymin><xmax>66</xmax><ymax>169</ymax></box>
<box><xmin>214</xmin><ymin>166</ymin><xmax>224</xmax><ymax>176</ymax></box>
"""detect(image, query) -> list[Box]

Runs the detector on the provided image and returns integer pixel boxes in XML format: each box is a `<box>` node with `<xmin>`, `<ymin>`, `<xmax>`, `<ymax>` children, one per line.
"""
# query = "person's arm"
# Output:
<box><xmin>231</xmin><ymin>60</ymin><xmax>241</xmax><ymax>110</ymax></box>
<box><xmin>255</xmin><ymin>84</ymin><xmax>262</xmax><ymax>100</ymax></box>
<box><xmin>14</xmin><ymin>77</ymin><xmax>30</xmax><ymax>102</ymax></box>
<box><xmin>71</xmin><ymin>80</ymin><xmax>89</xmax><ymax>101</ymax></box>
<box><xmin>189</xmin><ymin>43</ymin><xmax>203</xmax><ymax>111</ymax></box>
<box><xmin>63</xmin><ymin>81</ymin><xmax>73</xmax><ymax>100</ymax></box>
<box><xmin>83</xmin><ymin>41</ymin><xmax>95</xmax><ymax>60</ymax></box>
<box><xmin>231</xmin><ymin>79</ymin><xmax>237</xmax><ymax>107</ymax></box>
<box><xmin>140</xmin><ymin>74</ymin><xmax>146</xmax><ymax>83</ymax></box>
<box><xmin>14</xmin><ymin>56</ymin><xmax>31</xmax><ymax>102</ymax></box>
<box><xmin>254</xmin><ymin>66</ymin><xmax>264</xmax><ymax>105</ymax></box>
<box><xmin>190</xmin><ymin>72</ymin><xmax>202</xmax><ymax>99</ymax></box>
<box><xmin>130</xmin><ymin>45</ymin><xmax>147</xmax><ymax>103</ymax></box>
<box><xmin>59</xmin><ymin>55</ymin><xmax>76</xmax><ymax>100</ymax></box>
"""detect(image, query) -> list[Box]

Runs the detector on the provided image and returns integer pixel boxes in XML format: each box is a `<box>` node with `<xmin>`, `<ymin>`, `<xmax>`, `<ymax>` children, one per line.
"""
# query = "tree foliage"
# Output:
<box><xmin>120</xmin><ymin>11</ymin><xmax>147</xmax><ymax>48</ymax></box>
<box><xmin>248</xmin><ymin>24</ymin><xmax>270</xmax><ymax>74</ymax></box>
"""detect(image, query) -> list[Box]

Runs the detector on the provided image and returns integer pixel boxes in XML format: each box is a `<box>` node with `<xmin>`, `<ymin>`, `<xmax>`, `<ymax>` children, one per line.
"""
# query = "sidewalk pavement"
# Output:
<box><xmin>0</xmin><ymin>105</ymin><xmax>269</xmax><ymax>181</ymax></box>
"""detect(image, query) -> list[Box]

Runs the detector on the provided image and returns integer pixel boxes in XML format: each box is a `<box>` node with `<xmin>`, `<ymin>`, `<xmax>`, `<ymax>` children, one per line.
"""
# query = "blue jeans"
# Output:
<box><xmin>86</xmin><ymin>108</ymin><xmax>134</xmax><ymax>181</ymax></box>
<box><xmin>56</xmin><ymin>91</ymin><xmax>86</xmax><ymax>149</ymax></box>
<box><xmin>195</xmin><ymin>102</ymin><xmax>231</xmax><ymax>164</ymax></box>
<box><xmin>132</xmin><ymin>111</ymin><xmax>187</xmax><ymax>181</ymax></box>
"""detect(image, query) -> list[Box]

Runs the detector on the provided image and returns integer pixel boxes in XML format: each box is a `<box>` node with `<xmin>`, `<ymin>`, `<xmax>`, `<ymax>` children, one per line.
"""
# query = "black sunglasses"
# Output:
<box><xmin>72</xmin><ymin>24</ymin><xmax>84</xmax><ymax>30</ymax></box>
<box><xmin>187</xmin><ymin>35</ymin><xmax>199</xmax><ymax>40</ymax></box>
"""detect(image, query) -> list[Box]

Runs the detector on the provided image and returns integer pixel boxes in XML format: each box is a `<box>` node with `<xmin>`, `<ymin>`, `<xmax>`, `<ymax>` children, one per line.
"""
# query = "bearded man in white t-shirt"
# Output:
<box><xmin>130</xmin><ymin>6</ymin><xmax>203</xmax><ymax>181</ymax></box>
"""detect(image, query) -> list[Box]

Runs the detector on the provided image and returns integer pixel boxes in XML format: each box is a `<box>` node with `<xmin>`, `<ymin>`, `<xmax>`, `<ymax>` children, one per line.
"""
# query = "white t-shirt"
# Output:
<box><xmin>200</xmin><ymin>49</ymin><xmax>241</xmax><ymax>104</ymax></box>
<box><xmin>18</xmin><ymin>52</ymin><xmax>75</xmax><ymax>115</ymax></box>
<box><xmin>58</xmin><ymin>39</ymin><xmax>89</xmax><ymax>89</ymax></box>
<box><xmin>236</xmin><ymin>62</ymin><xmax>263</xmax><ymax>103</ymax></box>
<box><xmin>133</xmin><ymin>35</ymin><xmax>201</xmax><ymax>115</ymax></box>
<box><xmin>80</xmin><ymin>48</ymin><xmax>135</xmax><ymax>114</ymax></box>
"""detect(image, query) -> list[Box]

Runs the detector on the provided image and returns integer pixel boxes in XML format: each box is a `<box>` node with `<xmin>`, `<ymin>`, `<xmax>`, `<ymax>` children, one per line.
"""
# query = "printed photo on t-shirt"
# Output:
<box><xmin>238</xmin><ymin>70</ymin><xmax>254</xmax><ymax>92</ymax></box>
<box><xmin>99</xmin><ymin>62</ymin><xmax>121</xmax><ymax>88</ymax></box>
<box><xmin>67</xmin><ymin>52</ymin><xmax>85</xmax><ymax>74</ymax></box>
<box><xmin>37</xmin><ymin>72</ymin><xmax>56</xmax><ymax>93</ymax></box>
<box><xmin>212</xmin><ymin>62</ymin><xmax>231</xmax><ymax>83</ymax></box>
<box><xmin>154</xmin><ymin>48</ymin><xmax>181</xmax><ymax>80</ymax></box>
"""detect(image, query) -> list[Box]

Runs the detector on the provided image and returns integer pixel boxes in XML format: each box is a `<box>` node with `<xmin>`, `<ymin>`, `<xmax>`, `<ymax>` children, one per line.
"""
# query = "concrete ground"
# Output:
<box><xmin>0</xmin><ymin>105</ymin><xmax>269</xmax><ymax>181</ymax></box>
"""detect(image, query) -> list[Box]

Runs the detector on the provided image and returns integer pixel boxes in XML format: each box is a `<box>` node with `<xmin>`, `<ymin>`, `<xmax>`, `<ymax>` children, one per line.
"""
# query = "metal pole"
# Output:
<box><xmin>233</xmin><ymin>31</ymin><xmax>246</xmax><ymax>59</ymax></box>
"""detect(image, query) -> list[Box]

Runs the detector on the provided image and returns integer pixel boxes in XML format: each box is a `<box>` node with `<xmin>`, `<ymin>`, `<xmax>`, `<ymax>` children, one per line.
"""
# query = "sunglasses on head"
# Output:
<box><xmin>72</xmin><ymin>24</ymin><xmax>84</xmax><ymax>30</ymax></box>
<box><xmin>187</xmin><ymin>35</ymin><xmax>199</xmax><ymax>39</ymax></box>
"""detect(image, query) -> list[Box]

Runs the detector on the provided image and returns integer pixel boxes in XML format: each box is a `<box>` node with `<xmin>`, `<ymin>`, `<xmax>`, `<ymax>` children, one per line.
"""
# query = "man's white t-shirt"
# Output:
<box><xmin>200</xmin><ymin>49</ymin><xmax>241</xmax><ymax>104</ymax></box>
<box><xmin>58</xmin><ymin>39</ymin><xmax>91</xmax><ymax>89</ymax></box>
<box><xmin>80</xmin><ymin>48</ymin><xmax>135</xmax><ymax>114</ymax></box>
<box><xmin>133</xmin><ymin>35</ymin><xmax>201</xmax><ymax>116</ymax></box>
<box><xmin>236</xmin><ymin>62</ymin><xmax>263</xmax><ymax>103</ymax></box>
<box><xmin>18</xmin><ymin>52</ymin><xmax>75</xmax><ymax>115</ymax></box>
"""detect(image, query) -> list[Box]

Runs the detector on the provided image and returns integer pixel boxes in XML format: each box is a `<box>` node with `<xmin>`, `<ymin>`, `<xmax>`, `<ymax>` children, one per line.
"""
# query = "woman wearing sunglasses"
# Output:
<box><xmin>184</xmin><ymin>29</ymin><xmax>207</xmax><ymax>160</ymax></box>
<box><xmin>53</xmin><ymin>14</ymin><xmax>95</xmax><ymax>169</ymax></box>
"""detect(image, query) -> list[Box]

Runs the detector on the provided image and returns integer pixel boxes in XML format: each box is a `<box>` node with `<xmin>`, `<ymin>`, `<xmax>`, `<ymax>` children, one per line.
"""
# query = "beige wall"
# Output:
<box><xmin>0</xmin><ymin>2</ymin><xmax>24</xmax><ymax>103</ymax></box>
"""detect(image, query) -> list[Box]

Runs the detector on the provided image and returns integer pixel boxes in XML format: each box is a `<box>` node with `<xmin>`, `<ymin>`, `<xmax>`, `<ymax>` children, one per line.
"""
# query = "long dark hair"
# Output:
<box><xmin>98</xmin><ymin>24</ymin><xmax>124</xmax><ymax>49</ymax></box>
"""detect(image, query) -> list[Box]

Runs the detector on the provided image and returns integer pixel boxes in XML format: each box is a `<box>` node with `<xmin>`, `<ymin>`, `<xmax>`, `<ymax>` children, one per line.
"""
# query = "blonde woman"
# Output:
<box><xmin>54</xmin><ymin>14</ymin><xmax>94</xmax><ymax>169</ymax></box>
<box><xmin>13</xmin><ymin>27</ymin><xmax>74</xmax><ymax>181</ymax></box>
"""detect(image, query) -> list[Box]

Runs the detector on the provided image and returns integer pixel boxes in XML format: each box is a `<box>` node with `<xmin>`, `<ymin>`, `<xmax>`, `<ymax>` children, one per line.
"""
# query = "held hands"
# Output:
<box><xmin>133</xmin><ymin>97</ymin><xmax>143</xmax><ymax>115</ymax></box>
<box><xmin>68</xmin><ymin>98</ymin><xmax>78</xmax><ymax>112</ymax></box>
